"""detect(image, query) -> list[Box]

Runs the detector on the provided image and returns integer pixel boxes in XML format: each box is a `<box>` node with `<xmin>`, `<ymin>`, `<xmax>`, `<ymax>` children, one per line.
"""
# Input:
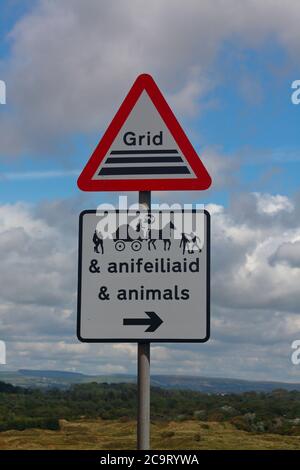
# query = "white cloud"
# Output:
<box><xmin>0</xmin><ymin>202</ymin><xmax>75</xmax><ymax>310</ymax></box>
<box><xmin>113</xmin><ymin>344</ymin><xmax>136</xmax><ymax>359</ymax></box>
<box><xmin>270</xmin><ymin>240</ymin><xmax>300</xmax><ymax>268</ymax></box>
<box><xmin>255</xmin><ymin>193</ymin><xmax>294</xmax><ymax>215</ymax></box>
<box><xmin>1</xmin><ymin>0</ymin><xmax>300</xmax><ymax>156</ymax></box>
<box><xmin>1</xmin><ymin>192</ymin><xmax>300</xmax><ymax>381</ymax></box>
<box><xmin>212</xmin><ymin>193</ymin><xmax>300</xmax><ymax>312</ymax></box>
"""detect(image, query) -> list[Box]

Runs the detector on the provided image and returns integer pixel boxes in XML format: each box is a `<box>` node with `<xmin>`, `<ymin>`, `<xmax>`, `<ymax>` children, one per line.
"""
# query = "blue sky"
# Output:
<box><xmin>0</xmin><ymin>0</ymin><xmax>300</xmax><ymax>381</ymax></box>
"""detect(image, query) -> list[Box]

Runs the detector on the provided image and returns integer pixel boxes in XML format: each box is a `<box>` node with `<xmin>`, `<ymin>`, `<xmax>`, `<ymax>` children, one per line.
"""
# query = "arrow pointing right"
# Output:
<box><xmin>123</xmin><ymin>311</ymin><xmax>163</xmax><ymax>332</ymax></box>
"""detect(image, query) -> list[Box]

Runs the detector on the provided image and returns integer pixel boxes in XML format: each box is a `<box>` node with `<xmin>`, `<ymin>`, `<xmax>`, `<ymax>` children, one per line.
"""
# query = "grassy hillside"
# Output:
<box><xmin>1</xmin><ymin>419</ymin><xmax>300</xmax><ymax>450</ymax></box>
<box><xmin>1</xmin><ymin>382</ymin><xmax>300</xmax><ymax>437</ymax></box>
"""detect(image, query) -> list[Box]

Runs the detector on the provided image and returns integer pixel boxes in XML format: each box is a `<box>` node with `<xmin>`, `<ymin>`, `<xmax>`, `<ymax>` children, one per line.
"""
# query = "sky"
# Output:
<box><xmin>0</xmin><ymin>0</ymin><xmax>300</xmax><ymax>381</ymax></box>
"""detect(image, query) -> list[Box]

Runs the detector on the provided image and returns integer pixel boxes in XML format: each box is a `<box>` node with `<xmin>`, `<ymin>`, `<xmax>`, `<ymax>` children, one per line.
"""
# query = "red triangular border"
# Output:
<box><xmin>77</xmin><ymin>74</ymin><xmax>212</xmax><ymax>191</ymax></box>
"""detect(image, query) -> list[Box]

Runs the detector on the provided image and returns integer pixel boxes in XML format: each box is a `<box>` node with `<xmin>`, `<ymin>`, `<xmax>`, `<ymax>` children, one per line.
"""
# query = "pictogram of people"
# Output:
<box><xmin>93</xmin><ymin>230</ymin><xmax>104</xmax><ymax>254</ymax></box>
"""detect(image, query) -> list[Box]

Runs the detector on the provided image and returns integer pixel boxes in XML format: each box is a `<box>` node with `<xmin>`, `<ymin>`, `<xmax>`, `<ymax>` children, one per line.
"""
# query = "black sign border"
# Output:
<box><xmin>77</xmin><ymin>209</ymin><xmax>210</xmax><ymax>343</ymax></box>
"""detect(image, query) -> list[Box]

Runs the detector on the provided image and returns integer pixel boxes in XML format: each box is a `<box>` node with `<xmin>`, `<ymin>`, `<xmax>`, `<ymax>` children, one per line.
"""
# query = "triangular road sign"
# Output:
<box><xmin>77</xmin><ymin>74</ymin><xmax>212</xmax><ymax>191</ymax></box>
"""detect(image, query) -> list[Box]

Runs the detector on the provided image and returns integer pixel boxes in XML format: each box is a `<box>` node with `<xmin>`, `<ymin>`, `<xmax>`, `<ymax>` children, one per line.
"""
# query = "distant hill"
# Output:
<box><xmin>0</xmin><ymin>369</ymin><xmax>300</xmax><ymax>393</ymax></box>
<box><xmin>18</xmin><ymin>369</ymin><xmax>85</xmax><ymax>379</ymax></box>
<box><xmin>151</xmin><ymin>375</ymin><xmax>300</xmax><ymax>393</ymax></box>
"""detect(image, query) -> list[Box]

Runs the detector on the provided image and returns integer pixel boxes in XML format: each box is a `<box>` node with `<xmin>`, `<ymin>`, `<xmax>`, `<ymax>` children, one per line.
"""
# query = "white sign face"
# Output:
<box><xmin>92</xmin><ymin>91</ymin><xmax>196</xmax><ymax>181</ymax></box>
<box><xmin>77</xmin><ymin>210</ymin><xmax>210</xmax><ymax>342</ymax></box>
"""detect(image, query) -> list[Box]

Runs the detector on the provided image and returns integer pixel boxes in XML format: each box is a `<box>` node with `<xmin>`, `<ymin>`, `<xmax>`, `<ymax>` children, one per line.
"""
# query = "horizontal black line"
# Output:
<box><xmin>99</xmin><ymin>166</ymin><xmax>190</xmax><ymax>175</ymax></box>
<box><xmin>110</xmin><ymin>149</ymin><xmax>179</xmax><ymax>155</ymax></box>
<box><xmin>106</xmin><ymin>156</ymin><xmax>183</xmax><ymax>164</ymax></box>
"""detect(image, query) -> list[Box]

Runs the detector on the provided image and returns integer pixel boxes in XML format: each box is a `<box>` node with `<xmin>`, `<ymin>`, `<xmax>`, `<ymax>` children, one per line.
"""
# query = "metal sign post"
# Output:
<box><xmin>137</xmin><ymin>341</ymin><xmax>150</xmax><ymax>450</ymax></box>
<box><xmin>137</xmin><ymin>191</ymin><xmax>151</xmax><ymax>450</ymax></box>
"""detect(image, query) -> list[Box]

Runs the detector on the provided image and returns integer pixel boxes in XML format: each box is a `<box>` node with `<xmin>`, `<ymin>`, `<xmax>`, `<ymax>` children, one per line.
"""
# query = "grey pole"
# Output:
<box><xmin>137</xmin><ymin>191</ymin><xmax>151</xmax><ymax>450</ymax></box>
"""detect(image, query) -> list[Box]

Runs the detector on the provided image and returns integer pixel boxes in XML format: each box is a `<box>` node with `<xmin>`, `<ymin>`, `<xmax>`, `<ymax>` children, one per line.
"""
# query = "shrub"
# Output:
<box><xmin>201</xmin><ymin>423</ymin><xmax>210</xmax><ymax>430</ymax></box>
<box><xmin>0</xmin><ymin>417</ymin><xmax>60</xmax><ymax>432</ymax></box>
<box><xmin>160</xmin><ymin>431</ymin><xmax>175</xmax><ymax>439</ymax></box>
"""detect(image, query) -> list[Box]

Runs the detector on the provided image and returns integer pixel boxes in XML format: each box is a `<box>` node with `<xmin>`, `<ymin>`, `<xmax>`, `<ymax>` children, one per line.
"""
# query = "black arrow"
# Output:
<box><xmin>123</xmin><ymin>311</ymin><xmax>163</xmax><ymax>332</ymax></box>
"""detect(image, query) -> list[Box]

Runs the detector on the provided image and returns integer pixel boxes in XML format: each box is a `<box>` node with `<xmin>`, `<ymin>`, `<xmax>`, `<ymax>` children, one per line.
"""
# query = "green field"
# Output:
<box><xmin>1</xmin><ymin>419</ymin><xmax>300</xmax><ymax>450</ymax></box>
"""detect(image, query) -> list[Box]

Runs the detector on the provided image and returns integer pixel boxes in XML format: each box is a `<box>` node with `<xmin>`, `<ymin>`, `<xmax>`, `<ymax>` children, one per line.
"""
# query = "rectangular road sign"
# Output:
<box><xmin>77</xmin><ymin>209</ymin><xmax>210</xmax><ymax>342</ymax></box>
